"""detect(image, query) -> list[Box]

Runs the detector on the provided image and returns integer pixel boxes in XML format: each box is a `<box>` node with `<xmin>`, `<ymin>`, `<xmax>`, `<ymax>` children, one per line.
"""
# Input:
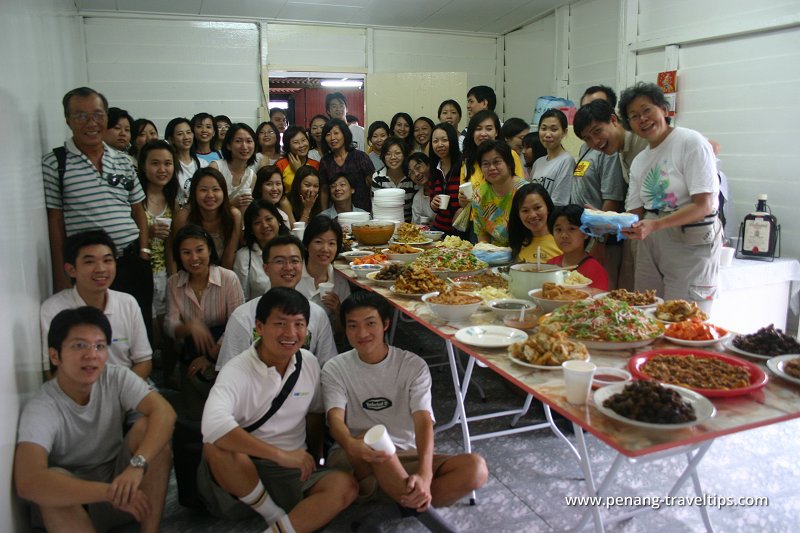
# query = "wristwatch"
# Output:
<box><xmin>130</xmin><ymin>454</ymin><xmax>148</xmax><ymax>473</ymax></box>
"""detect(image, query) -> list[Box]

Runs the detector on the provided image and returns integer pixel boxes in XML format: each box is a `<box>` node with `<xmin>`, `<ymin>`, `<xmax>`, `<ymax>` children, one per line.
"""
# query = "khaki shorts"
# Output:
<box><xmin>29</xmin><ymin>435</ymin><xmax>134</xmax><ymax>533</ymax></box>
<box><xmin>327</xmin><ymin>447</ymin><xmax>451</xmax><ymax>502</ymax></box>
<box><xmin>196</xmin><ymin>454</ymin><xmax>331</xmax><ymax>521</ymax></box>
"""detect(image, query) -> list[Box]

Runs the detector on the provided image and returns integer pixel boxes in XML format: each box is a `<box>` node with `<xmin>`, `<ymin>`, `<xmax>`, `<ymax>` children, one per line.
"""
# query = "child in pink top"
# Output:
<box><xmin>546</xmin><ymin>205</ymin><xmax>609</xmax><ymax>290</ymax></box>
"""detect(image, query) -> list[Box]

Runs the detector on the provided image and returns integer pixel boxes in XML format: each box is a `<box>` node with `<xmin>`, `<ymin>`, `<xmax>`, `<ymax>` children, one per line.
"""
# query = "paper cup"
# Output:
<box><xmin>154</xmin><ymin>216</ymin><xmax>172</xmax><ymax>228</ymax></box>
<box><xmin>436</xmin><ymin>194</ymin><xmax>450</xmax><ymax>210</ymax></box>
<box><xmin>318</xmin><ymin>282</ymin><xmax>334</xmax><ymax>297</ymax></box>
<box><xmin>562</xmin><ymin>360</ymin><xmax>596</xmax><ymax>405</ymax></box>
<box><xmin>720</xmin><ymin>246</ymin><xmax>735</xmax><ymax>267</ymax></box>
<box><xmin>459</xmin><ymin>182</ymin><xmax>473</xmax><ymax>199</ymax></box>
<box><xmin>363</xmin><ymin>424</ymin><xmax>396</xmax><ymax>455</ymax></box>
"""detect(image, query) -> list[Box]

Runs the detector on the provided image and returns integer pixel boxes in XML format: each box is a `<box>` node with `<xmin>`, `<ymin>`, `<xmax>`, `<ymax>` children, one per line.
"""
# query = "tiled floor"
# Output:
<box><xmin>138</xmin><ymin>322</ymin><xmax>800</xmax><ymax>533</ymax></box>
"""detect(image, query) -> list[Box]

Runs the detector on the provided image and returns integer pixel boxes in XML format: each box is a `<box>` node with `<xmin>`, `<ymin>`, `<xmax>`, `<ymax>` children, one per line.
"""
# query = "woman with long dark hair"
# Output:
<box><xmin>427</xmin><ymin>122</ymin><xmax>463</xmax><ymax>233</ymax></box>
<box><xmin>390</xmin><ymin>112</ymin><xmax>414</xmax><ymax>155</ymax></box>
<box><xmin>172</xmin><ymin>167</ymin><xmax>242</xmax><ymax>270</ymax></box>
<box><xmin>413</xmin><ymin>116</ymin><xmax>435</xmax><ymax>155</ymax></box>
<box><xmin>165</xmin><ymin>117</ymin><xmax>208</xmax><ymax>206</ymax></box>
<box><xmin>508</xmin><ymin>183</ymin><xmax>561</xmax><ymax>263</ymax></box>
<box><xmin>254</xmin><ymin>120</ymin><xmax>281</xmax><ymax>169</ymax></box>
<box><xmin>275</xmin><ymin>125</ymin><xmax>319</xmax><ymax>190</ymax></box>
<box><xmin>288</xmin><ymin>165</ymin><xmax>323</xmax><ymax>224</ymax></box>
<box><xmin>129</xmin><ymin>118</ymin><xmax>158</xmax><ymax>163</ymax></box>
<box><xmin>530</xmin><ymin>108</ymin><xmax>575</xmax><ymax>207</ymax></box>
<box><xmin>253</xmin><ymin>164</ymin><xmax>293</xmax><ymax>226</ymax></box>
<box><xmin>191</xmin><ymin>112</ymin><xmax>221</xmax><ymax>164</ymax></box>
<box><xmin>307</xmin><ymin>113</ymin><xmax>329</xmax><ymax>162</ymax></box>
<box><xmin>210</xmin><ymin>123</ymin><xmax>257</xmax><ymax>212</ymax></box>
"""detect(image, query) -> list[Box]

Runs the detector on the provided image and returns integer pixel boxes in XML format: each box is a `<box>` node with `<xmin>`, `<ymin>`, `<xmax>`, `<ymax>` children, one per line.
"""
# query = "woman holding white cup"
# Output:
<box><xmin>296</xmin><ymin>215</ymin><xmax>351</xmax><ymax>337</ymax></box>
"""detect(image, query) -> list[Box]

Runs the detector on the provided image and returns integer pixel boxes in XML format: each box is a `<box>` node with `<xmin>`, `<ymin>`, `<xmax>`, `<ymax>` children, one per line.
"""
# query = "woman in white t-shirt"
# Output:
<box><xmin>210</xmin><ymin>123</ymin><xmax>257</xmax><ymax>214</ymax></box>
<box><xmin>166</xmin><ymin>117</ymin><xmax>208</xmax><ymax>206</ymax></box>
<box><xmin>619</xmin><ymin>82</ymin><xmax>721</xmax><ymax>311</ymax></box>
<box><xmin>530</xmin><ymin>109</ymin><xmax>575</xmax><ymax>207</ymax></box>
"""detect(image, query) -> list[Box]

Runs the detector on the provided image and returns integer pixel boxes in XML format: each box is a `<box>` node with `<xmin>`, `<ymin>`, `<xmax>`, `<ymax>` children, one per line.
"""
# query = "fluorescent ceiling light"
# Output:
<box><xmin>321</xmin><ymin>80</ymin><xmax>363</xmax><ymax>88</ymax></box>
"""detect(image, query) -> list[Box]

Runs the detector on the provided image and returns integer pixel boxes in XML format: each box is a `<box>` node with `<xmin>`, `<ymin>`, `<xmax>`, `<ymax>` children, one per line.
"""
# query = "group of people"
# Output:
<box><xmin>17</xmin><ymin>75</ymin><xmax>724</xmax><ymax>531</ymax></box>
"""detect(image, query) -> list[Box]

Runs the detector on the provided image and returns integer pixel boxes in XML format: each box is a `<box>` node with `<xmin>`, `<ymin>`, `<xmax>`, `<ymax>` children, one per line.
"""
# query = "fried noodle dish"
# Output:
<box><xmin>393</xmin><ymin>223</ymin><xmax>424</xmax><ymax>243</ymax></box>
<box><xmin>606</xmin><ymin>288</ymin><xmax>658</xmax><ymax>306</ymax></box>
<box><xmin>394</xmin><ymin>265</ymin><xmax>446</xmax><ymax>294</ymax></box>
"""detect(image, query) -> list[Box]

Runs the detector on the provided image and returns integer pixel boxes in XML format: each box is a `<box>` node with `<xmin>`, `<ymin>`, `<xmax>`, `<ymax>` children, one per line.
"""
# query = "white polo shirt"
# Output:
<box><xmin>40</xmin><ymin>288</ymin><xmax>152</xmax><ymax>372</ymax></box>
<box><xmin>216</xmin><ymin>297</ymin><xmax>337</xmax><ymax>370</ymax></box>
<box><xmin>202</xmin><ymin>344</ymin><xmax>322</xmax><ymax>450</ymax></box>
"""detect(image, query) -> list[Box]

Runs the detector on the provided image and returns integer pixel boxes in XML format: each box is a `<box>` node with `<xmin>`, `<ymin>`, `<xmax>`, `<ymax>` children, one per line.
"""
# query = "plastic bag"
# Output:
<box><xmin>532</xmin><ymin>96</ymin><xmax>576</xmax><ymax>127</ymax></box>
<box><xmin>452</xmin><ymin>204</ymin><xmax>471</xmax><ymax>232</ymax></box>
<box><xmin>580</xmin><ymin>210</ymin><xmax>639</xmax><ymax>240</ymax></box>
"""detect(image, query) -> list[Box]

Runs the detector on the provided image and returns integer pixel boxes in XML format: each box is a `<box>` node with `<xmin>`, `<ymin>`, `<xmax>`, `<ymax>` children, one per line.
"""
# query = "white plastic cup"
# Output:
<box><xmin>562</xmin><ymin>360</ymin><xmax>597</xmax><ymax>405</ymax></box>
<box><xmin>720</xmin><ymin>246</ymin><xmax>735</xmax><ymax>267</ymax></box>
<box><xmin>154</xmin><ymin>216</ymin><xmax>172</xmax><ymax>228</ymax></box>
<box><xmin>459</xmin><ymin>182</ymin><xmax>473</xmax><ymax>199</ymax></box>
<box><xmin>436</xmin><ymin>194</ymin><xmax>450</xmax><ymax>210</ymax></box>
<box><xmin>318</xmin><ymin>282</ymin><xmax>334</xmax><ymax>297</ymax></box>
<box><xmin>293</xmin><ymin>222</ymin><xmax>306</xmax><ymax>230</ymax></box>
<box><xmin>363</xmin><ymin>424</ymin><xmax>396</xmax><ymax>455</ymax></box>
<box><xmin>293</xmin><ymin>221</ymin><xmax>306</xmax><ymax>241</ymax></box>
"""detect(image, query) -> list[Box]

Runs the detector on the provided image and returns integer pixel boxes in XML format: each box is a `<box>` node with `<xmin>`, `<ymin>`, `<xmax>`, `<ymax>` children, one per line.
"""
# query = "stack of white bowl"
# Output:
<box><xmin>372</xmin><ymin>189</ymin><xmax>405</xmax><ymax>225</ymax></box>
<box><xmin>337</xmin><ymin>211</ymin><xmax>371</xmax><ymax>234</ymax></box>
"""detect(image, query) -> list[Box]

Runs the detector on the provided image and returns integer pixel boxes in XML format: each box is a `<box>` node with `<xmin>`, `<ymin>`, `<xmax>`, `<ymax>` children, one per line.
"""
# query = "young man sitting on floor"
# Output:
<box><xmin>15</xmin><ymin>307</ymin><xmax>175</xmax><ymax>533</ymax></box>
<box><xmin>40</xmin><ymin>229</ymin><xmax>152</xmax><ymax>382</ymax></box>
<box><xmin>198</xmin><ymin>287</ymin><xmax>358</xmax><ymax>533</ymax></box>
<box><xmin>322</xmin><ymin>291</ymin><xmax>488</xmax><ymax>529</ymax></box>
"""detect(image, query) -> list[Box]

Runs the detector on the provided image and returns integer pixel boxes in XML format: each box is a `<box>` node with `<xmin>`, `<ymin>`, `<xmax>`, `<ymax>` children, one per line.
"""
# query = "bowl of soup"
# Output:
<box><xmin>486</xmin><ymin>299</ymin><xmax>538</xmax><ymax>320</ymax></box>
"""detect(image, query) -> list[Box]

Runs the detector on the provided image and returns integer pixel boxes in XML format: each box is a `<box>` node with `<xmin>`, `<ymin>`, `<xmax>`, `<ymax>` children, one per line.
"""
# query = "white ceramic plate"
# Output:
<box><xmin>766</xmin><ymin>354</ymin><xmax>800</xmax><ymax>386</ymax></box>
<box><xmin>721</xmin><ymin>337</ymin><xmax>772</xmax><ymax>361</ymax></box>
<box><xmin>573</xmin><ymin>337</ymin><xmax>659</xmax><ymax>351</ymax></box>
<box><xmin>664</xmin><ymin>333</ymin><xmax>730</xmax><ymax>347</ymax></box>
<box><xmin>389</xmin><ymin>237</ymin><xmax>433</xmax><ymax>246</ymax></box>
<box><xmin>594</xmin><ymin>291</ymin><xmax>664</xmax><ymax>310</ymax></box>
<box><xmin>593</xmin><ymin>383</ymin><xmax>715</xmax><ymax>430</ymax></box>
<box><xmin>455</xmin><ymin>325</ymin><xmax>528</xmax><ymax>349</ymax></box>
<box><xmin>341</xmin><ymin>250</ymin><xmax>375</xmax><ymax>259</ymax></box>
<box><xmin>365</xmin><ymin>270</ymin><xmax>396</xmax><ymax>287</ymax></box>
<box><xmin>509</xmin><ymin>353</ymin><xmax>590</xmax><ymax>370</ymax></box>
<box><xmin>389</xmin><ymin>285</ymin><xmax>425</xmax><ymax>299</ymax></box>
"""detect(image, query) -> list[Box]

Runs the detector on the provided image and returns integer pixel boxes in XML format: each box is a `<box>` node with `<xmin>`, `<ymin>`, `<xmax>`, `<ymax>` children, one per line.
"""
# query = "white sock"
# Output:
<box><xmin>263</xmin><ymin>515</ymin><xmax>297</xmax><ymax>533</ymax></box>
<box><xmin>239</xmin><ymin>481</ymin><xmax>285</xmax><ymax>524</ymax></box>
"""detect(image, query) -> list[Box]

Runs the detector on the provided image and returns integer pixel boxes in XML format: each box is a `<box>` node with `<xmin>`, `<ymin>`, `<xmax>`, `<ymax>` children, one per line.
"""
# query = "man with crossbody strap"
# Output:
<box><xmin>198</xmin><ymin>287</ymin><xmax>357</xmax><ymax>533</ymax></box>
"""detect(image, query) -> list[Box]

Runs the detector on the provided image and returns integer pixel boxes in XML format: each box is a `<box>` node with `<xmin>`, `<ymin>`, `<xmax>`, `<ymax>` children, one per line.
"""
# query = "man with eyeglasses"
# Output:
<box><xmin>43</xmin><ymin>87</ymin><xmax>153</xmax><ymax>343</ymax></box>
<box><xmin>216</xmin><ymin>234</ymin><xmax>336</xmax><ymax>369</ymax></box>
<box><xmin>15</xmin><ymin>306</ymin><xmax>175</xmax><ymax>533</ymax></box>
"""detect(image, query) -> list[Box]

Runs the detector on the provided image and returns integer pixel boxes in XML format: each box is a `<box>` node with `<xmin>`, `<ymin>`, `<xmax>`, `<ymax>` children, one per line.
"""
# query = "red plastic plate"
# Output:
<box><xmin>628</xmin><ymin>348</ymin><xmax>768</xmax><ymax>398</ymax></box>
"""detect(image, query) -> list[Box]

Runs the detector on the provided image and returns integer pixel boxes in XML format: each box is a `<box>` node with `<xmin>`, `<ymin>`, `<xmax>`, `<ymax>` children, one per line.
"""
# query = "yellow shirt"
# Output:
<box><xmin>518</xmin><ymin>234</ymin><xmax>562</xmax><ymax>263</ymax></box>
<box><xmin>460</xmin><ymin>150</ymin><xmax>524</xmax><ymax>187</ymax></box>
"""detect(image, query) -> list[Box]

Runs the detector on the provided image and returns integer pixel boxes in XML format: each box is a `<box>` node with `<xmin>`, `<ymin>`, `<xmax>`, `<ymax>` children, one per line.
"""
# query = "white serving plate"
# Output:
<box><xmin>454</xmin><ymin>325</ymin><xmax>528</xmax><ymax>349</ymax></box>
<box><xmin>593</xmin><ymin>383</ymin><xmax>715</xmax><ymax>430</ymax></box>
<box><xmin>766</xmin><ymin>354</ymin><xmax>800</xmax><ymax>386</ymax></box>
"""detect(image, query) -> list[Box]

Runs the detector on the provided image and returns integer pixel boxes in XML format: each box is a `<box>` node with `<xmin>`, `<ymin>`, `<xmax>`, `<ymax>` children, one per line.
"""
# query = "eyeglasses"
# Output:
<box><xmin>106</xmin><ymin>173</ymin><xmax>135</xmax><ymax>191</ymax></box>
<box><xmin>627</xmin><ymin>106</ymin><xmax>656</xmax><ymax>124</ymax></box>
<box><xmin>67</xmin><ymin>341</ymin><xmax>109</xmax><ymax>353</ymax></box>
<box><xmin>268</xmin><ymin>257</ymin><xmax>303</xmax><ymax>267</ymax></box>
<box><xmin>480</xmin><ymin>158</ymin><xmax>506</xmax><ymax>170</ymax></box>
<box><xmin>70</xmin><ymin>111</ymin><xmax>107</xmax><ymax>124</ymax></box>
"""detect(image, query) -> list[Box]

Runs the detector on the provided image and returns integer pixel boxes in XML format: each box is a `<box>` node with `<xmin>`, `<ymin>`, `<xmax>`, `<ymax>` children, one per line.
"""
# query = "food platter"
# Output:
<box><xmin>573</xmin><ymin>338</ymin><xmax>659</xmax><ymax>351</ymax></box>
<box><xmin>593</xmin><ymin>291</ymin><xmax>664</xmax><ymax>310</ymax></box>
<box><xmin>664</xmin><ymin>333</ymin><xmax>729</xmax><ymax>347</ymax></box>
<box><xmin>365</xmin><ymin>270</ymin><xmax>395</xmax><ymax>287</ymax></box>
<box><xmin>628</xmin><ymin>348</ymin><xmax>768</xmax><ymax>398</ymax></box>
<box><xmin>593</xmin><ymin>383</ymin><xmax>715</xmax><ymax>430</ymax></box>
<box><xmin>509</xmin><ymin>353</ymin><xmax>590</xmax><ymax>370</ymax></box>
<box><xmin>721</xmin><ymin>337</ymin><xmax>772</xmax><ymax>361</ymax></box>
<box><xmin>389</xmin><ymin>285</ymin><xmax>425</xmax><ymax>299</ymax></box>
<box><xmin>454</xmin><ymin>325</ymin><xmax>528</xmax><ymax>349</ymax></box>
<box><xmin>389</xmin><ymin>237</ymin><xmax>433</xmax><ymax>246</ymax></box>
<box><xmin>766</xmin><ymin>355</ymin><xmax>800</xmax><ymax>386</ymax></box>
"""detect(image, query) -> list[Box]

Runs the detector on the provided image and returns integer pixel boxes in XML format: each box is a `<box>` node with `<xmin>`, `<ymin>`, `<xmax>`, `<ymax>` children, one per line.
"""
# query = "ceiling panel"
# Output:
<box><xmin>77</xmin><ymin>0</ymin><xmax>562</xmax><ymax>35</ymax></box>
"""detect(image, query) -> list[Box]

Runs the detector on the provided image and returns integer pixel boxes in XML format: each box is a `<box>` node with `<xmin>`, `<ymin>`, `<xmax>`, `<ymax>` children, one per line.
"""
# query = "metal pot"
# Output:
<box><xmin>508</xmin><ymin>263</ymin><xmax>566</xmax><ymax>299</ymax></box>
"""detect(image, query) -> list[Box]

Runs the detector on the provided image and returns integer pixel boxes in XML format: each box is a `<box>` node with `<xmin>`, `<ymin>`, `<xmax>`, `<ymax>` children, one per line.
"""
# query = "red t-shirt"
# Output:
<box><xmin>547</xmin><ymin>254</ymin><xmax>609</xmax><ymax>290</ymax></box>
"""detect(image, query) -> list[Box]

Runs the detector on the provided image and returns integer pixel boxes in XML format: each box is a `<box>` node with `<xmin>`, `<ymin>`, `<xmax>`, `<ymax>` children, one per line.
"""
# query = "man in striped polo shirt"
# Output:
<box><xmin>43</xmin><ymin>87</ymin><xmax>153</xmax><ymax>342</ymax></box>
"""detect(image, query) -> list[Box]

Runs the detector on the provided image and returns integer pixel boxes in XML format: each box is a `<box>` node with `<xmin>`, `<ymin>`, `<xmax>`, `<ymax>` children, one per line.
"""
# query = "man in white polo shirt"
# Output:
<box><xmin>40</xmin><ymin>230</ymin><xmax>151</xmax><ymax>381</ymax></box>
<box><xmin>217</xmin><ymin>234</ymin><xmax>336</xmax><ymax>369</ymax></box>
<box><xmin>198</xmin><ymin>287</ymin><xmax>357</xmax><ymax>532</ymax></box>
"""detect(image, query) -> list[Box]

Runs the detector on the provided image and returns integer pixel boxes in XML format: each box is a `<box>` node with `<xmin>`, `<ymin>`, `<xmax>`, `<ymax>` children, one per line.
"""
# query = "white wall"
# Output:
<box><xmin>0</xmin><ymin>0</ymin><xmax>87</xmax><ymax>531</ymax></box>
<box><xmin>504</xmin><ymin>13</ymin><xmax>556</xmax><ymax>123</ymax></box>
<box><xmin>84</xmin><ymin>18</ymin><xmax>262</xmax><ymax>134</ymax></box>
<box><xmin>567</xmin><ymin>0</ymin><xmax>619</xmax><ymax>103</ymax></box>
